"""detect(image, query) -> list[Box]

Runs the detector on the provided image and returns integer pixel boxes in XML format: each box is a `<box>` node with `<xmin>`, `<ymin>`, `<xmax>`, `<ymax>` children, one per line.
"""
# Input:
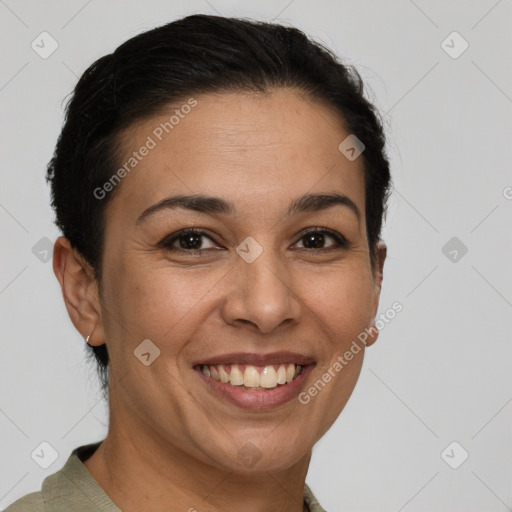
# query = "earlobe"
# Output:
<box><xmin>52</xmin><ymin>236</ymin><xmax>104</xmax><ymax>345</ymax></box>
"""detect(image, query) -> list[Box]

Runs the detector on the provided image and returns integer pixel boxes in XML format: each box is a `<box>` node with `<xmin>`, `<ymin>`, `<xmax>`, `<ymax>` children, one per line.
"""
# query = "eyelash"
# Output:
<box><xmin>159</xmin><ymin>227</ymin><xmax>350</xmax><ymax>255</ymax></box>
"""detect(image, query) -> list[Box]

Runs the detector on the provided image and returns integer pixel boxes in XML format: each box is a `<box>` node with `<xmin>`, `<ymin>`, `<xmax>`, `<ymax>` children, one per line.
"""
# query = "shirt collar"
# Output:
<box><xmin>40</xmin><ymin>442</ymin><xmax>326</xmax><ymax>512</ymax></box>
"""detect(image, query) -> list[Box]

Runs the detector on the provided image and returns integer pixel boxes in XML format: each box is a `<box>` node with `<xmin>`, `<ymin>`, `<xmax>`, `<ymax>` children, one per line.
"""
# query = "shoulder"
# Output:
<box><xmin>3</xmin><ymin>491</ymin><xmax>45</xmax><ymax>512</ymax></box>
<box><xmin>3</xmin><ymin>441</ymin><xmax>107</xmax><ymax>512</ymax></box>
<box><xmin>304</xmin><ymin>483</ymin><xmax>328</xmax><ymax>512</ymax></box>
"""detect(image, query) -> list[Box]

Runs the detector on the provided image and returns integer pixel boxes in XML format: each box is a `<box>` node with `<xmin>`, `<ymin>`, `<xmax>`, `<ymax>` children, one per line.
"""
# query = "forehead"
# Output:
<box><xmin>106</xmin><ymin>88</ymin><xmax>366</xmax><ymax>223</ymax></box>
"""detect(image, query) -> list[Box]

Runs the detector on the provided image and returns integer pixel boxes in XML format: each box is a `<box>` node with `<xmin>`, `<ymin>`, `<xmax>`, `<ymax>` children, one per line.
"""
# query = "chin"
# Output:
<box><xmin>205</xmin><ymin>431</ymin><xmax>313</xmax><ymax>474</ymax></box>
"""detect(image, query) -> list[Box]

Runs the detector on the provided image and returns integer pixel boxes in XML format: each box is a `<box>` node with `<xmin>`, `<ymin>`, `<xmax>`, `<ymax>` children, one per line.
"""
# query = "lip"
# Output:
<box><xmin>192</xmin><ymin>351</ymin><xmax>316</xmax><ymax>367</ymax></box>
<box><xmin>194</xmin><ymin>362</ymin><xmax>315</xmax><ymax>410</ymax></box>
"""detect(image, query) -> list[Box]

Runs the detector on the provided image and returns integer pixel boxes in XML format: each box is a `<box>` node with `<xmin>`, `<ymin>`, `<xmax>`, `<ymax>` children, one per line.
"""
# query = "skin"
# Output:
<box><xmin>53</xmin><ymin>87</ymin><xmax>386</xmax><ymax>512</ymax></box>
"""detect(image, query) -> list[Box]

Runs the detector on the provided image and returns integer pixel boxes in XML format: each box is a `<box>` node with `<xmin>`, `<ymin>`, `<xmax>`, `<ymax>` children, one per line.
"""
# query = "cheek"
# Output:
<box><xmin>102</xmin><ymin>261</ymin><xmax>227</xmax><ymax>346</ymax></box>
<box><xmin>300</xmin><ymin>264</ymin><xmax>375</xmax><ymax>341</ymax></box>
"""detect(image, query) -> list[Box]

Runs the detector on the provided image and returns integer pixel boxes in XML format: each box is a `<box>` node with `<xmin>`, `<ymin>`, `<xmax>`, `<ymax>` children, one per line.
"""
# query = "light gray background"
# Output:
<box><xmin>1</xmin><ymin>1</ymin><xmax>511</xmax><ymax>511</ymax></box>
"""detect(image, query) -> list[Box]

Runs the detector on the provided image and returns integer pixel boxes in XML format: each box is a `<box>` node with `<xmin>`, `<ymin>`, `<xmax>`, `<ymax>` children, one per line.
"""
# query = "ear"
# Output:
<box><xmin>365</xmin><ymin>241</ymin><xmax>387</xmax><ymax>347</ymax></box>
<box><xmin>52</xmin><ymin>236</ymin><xmax>106</xmax><ymax>346</ymax></box>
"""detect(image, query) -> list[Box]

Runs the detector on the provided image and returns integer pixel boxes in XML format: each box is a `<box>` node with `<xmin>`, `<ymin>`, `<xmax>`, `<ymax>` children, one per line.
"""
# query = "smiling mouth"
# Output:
<box><xmin>196</xmin><ymin>363</ymin><xmax>305</xmax><ymax>391</ymax></box>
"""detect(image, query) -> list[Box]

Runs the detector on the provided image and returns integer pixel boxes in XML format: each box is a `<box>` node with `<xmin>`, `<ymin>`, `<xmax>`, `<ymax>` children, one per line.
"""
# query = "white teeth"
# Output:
<box><xmin>218</xmin><ymin>364</ymin><xmax>230</xmax><ymax>383</ymax></box>
<box><xmin>243</xmin><ymin>366</ymin><xmax>260</xmax><ymax>387</ymax></box>
<box><xmin>286</xmin><ymin>364</ymin><xmax>295</xmax><ymax>383</ymax></box>
<box><xmin>276</xmin><ymin>365</ymin><xmax>287</xmax><ymax>385</ymax></box>
<box><xmin>210</xmin><ymin>365</ymin><xmax>220</xmax><ymax>381</ymax></box>
<box><xmin>201</xmin><ymin>362</ymin><xmax>305</xmax><ymax>389</ymax></box>
<box><xmin>229</xmin><ymin>364</ymin><xmax>244</xmax><ymax>386</ymax></box>
<box><xmin>260</xmin><ymin>366</ymin><xmax>277</xmax><ymax>388</ymax></box>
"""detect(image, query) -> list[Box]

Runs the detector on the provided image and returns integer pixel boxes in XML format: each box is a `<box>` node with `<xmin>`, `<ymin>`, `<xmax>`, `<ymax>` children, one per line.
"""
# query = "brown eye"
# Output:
<box><xmin>160</xmin><ymin>228</ymin><xmax>220</xmax><ymax>253</ymax></box>
<box><xmin>294</xmin><ymin>228</ymin><xmax>349</xmax><ymax>251</ymax></box>
<box><xmin>175</xmin><ymin>233</ymin><xmax>208</xmax><ymax>250</ymax></box>
<box><xmin>159</xmin><ymin>227</ymin><xmax>349</xmax><ymax>256</ymax></box>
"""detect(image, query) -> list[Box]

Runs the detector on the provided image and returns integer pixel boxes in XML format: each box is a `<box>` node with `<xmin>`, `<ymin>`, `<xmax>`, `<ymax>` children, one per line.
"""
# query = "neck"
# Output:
<box><xmin>84</xmin><ymin>400</ymin><xmax>311</xmax><ymax>512</ymax></box>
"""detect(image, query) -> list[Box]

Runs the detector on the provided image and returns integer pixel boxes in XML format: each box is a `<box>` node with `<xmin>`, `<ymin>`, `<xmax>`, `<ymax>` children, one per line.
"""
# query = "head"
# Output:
<box><xmin>50</xmin><ymin>14</ymin><xmax>390</xmax><ymax>473</ymax></box>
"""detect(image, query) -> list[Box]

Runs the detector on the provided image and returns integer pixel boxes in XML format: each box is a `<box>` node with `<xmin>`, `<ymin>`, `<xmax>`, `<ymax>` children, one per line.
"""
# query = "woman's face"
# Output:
<box><xmin>95</xmin><ymin>88</ymin><xmax>384</xmax><ymax>472</ymax></box>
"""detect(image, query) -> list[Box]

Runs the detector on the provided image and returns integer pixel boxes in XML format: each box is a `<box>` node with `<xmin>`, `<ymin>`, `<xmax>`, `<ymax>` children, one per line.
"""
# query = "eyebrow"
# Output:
<box><xmin>136</xmin><ymin>192</ymin><xmax>361</xmax><ymax>224</ymax></box>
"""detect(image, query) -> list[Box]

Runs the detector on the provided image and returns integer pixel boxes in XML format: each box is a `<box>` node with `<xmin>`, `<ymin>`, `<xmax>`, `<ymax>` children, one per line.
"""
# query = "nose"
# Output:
<box><xmin>220</xmin><ymin>247</ymin><xmax>302</xmax><ymax>334</ymax></box>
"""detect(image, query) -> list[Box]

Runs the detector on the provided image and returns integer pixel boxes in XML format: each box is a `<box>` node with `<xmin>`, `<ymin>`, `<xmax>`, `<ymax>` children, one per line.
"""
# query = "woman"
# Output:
<box><xmin>6</xmin><ymin>13</ymin><xmax>390</xmax><ymax>512</ymax></box>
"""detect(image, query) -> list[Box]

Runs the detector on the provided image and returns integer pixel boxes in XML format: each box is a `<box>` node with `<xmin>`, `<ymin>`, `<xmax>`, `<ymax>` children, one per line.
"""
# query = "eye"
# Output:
<box><xmin>159</xmin><ymin>227</ymin><xmax>349</xmax><ymax>256</ymax></box>
<box><xmin>159</xmin><ymin>228</ymin><xmax>221</xmax><ymax>254</ymax></box>
<box><xmin>293</xmin><ymin>228</ymin><xmax>349</xmax><ymax>251</ymax></box>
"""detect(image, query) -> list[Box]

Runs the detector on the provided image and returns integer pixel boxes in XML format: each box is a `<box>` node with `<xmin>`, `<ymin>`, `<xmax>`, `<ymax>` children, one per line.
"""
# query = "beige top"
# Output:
<box><xmin>5</xmin><ymin>442</ymin><xmax>327</xmax><ymax>511</ymax></box>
